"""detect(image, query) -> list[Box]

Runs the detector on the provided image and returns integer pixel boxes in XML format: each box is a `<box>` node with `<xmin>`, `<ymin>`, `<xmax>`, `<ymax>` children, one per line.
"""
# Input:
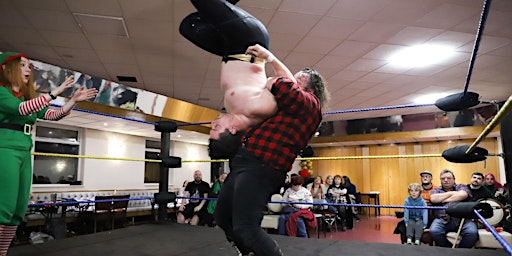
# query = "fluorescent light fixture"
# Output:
<box><xmin>389</xmin><ymin>44</ymin><xmax>456</xmax><ymax>68</ymax></box>
<box><xmin>413</xmin><ymin>93</ymin><xmax>450</xmax><ymax>104</ymax></box>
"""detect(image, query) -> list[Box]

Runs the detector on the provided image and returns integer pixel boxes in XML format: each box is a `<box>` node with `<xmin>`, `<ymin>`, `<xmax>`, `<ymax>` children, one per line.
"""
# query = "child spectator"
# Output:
<box><xmin>404</xmin><ymin>183</ymin><xmax>428</xmax><ymax>245</ymax></box>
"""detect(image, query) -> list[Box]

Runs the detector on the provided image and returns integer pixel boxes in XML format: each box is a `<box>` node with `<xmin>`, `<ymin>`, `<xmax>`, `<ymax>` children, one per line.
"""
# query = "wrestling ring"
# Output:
<box><xmin>13</xmin><ymin>0</ymin><xmax>512</xmax><ymax>253</ymax></box>
<box><xmin>13</xmin><ymin>91</ymin><xmax>512</xmax><ymax>256</ymax></box>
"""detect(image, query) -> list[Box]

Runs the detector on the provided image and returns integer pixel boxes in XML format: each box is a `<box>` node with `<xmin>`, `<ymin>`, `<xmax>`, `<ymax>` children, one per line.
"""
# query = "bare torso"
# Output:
<box><xmin>221</xmin><ymin>61</ymin><xmax>277</xmax><ymax>126</ymax></box>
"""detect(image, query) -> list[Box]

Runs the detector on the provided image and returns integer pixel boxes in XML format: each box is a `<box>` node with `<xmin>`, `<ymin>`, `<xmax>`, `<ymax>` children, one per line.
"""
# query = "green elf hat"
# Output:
<box><xmin>0</xmin><ymin>51</ymin><xmax>27</xmax><ymax>66</ymax></box>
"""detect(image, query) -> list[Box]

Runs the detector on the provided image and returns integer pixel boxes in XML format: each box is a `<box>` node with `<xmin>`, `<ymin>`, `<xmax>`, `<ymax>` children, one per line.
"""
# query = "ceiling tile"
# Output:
<box><xmin>267</xmin><ymin>11</ymin><xmax>321</xmax><ymax>35</ymax></box>
<box><xmin>295</xmin><ymin>37</ymin><xmax>339</xmax><ymax>54</ymax></box>
<box><xmin>40</xmin><ymin>31</ymin><xmax>91</xmax><ymax>49</ymax></box>
<box><xmin>309</xmin><ymin>16</ymin><xmax>364</xmax><ymax>40</ymax></box>
<box><xmin>65</xmin><ymin>0</ymin><xmax>123</xmax><ymax>16</ymax></box>
<box><xmin>280</xmin><ymin>0</ymin><xmax>336</xmax><ymax>15</ymax></box>
<box><xmin>414</xmin><ymin>3</ymin><xmax>480</xmax><ymax>30</ymax></box>
<box><xmin>327</xmin><ymin>0</ymin><xmax>388</xmax><ymax>20</ymax></box>
<box><xmin>20</xmin><ymin>8</ymin><xmax>80</xmax><ymax>32</ymax></box>
<box><xmin>345</xmin><ymin>59</ymin><xmax>387</xmax><ymax>72</ymax></box>
<box><xmin>348</xmin><ymin>22</ymin><xmax>406</xmax><ymax>43</ymax></box>
<box><xmin>119</xmin><ymin>0</ymin><xmax>172</xmax><ymax>22</ymax></box>
<box><xmin>385</xmin><ymin>26</ymin><xmax>443</xmax><ymax>46</ymax></box>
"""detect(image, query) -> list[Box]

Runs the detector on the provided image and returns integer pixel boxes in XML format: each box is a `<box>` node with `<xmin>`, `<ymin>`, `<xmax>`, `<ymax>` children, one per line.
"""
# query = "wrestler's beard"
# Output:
<box><xmin>208</xmin><ymin>132</ymin><xmax>242</xmax><ymax>160</ymax></box>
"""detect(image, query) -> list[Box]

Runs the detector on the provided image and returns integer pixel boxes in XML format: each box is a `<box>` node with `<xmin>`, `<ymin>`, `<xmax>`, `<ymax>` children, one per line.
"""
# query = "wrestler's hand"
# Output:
<box><xmin>194</xmin><ymin>205</ymin><xmax>202</xmax><ymax>212</ymax></box>
<box><xmin>179</xmin><ymin>205</ymin><xmax>185</xmax><ymax>211</ymax></box>
<box><xmin>246</xmin><ymin>44</ymin><xmax>274</xmax><ymax>62</ymax></box>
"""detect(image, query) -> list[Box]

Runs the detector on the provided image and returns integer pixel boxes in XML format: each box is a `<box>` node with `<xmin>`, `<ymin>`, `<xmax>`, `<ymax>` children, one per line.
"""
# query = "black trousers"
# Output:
<box><xmin>180</xmin><ymin>0</ymin><xmax>270</xmax><ymax>57</ymax></box>
<box><xmin>214</xmin><ymin>148</ymin><xmax>286</xmax><ymax>255</ymax></box>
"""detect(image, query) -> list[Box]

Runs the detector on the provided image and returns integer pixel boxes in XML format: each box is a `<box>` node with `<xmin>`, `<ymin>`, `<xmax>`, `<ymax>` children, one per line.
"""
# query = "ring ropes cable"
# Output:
<box><xmin>462</xmin><ymin>0</ymin><xmax>492</xmax><ymax>95</ymax></box>
<box><xmin>466</xmin><ymin>95</ymin><xmax>512</xmax><ymax>154</ymax></box>
<box><xmin>52</xmin><ymin>101</ymin><xmax>438</xmax><ymax>129</ymax></box>
<box><xmin>31</xmin><ymin>151</ymin><xmax>447</xmax><ymax>163</ymax></box>
<box><xmin>474</xmin><ymin>209</ymin><xmax>512</xmax><ymax>255</ymax></box>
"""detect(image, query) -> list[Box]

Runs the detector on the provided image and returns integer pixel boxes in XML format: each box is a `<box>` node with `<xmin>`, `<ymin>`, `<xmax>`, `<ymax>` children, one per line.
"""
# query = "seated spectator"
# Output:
<box><xmin>343</xmin><ymin>175</ymin><xmax>361</xmax><ymax>222</ymax></box>
<box><xmin>324</xmin><ymin>175</ymin><xmax>333</xmax><ymax>188</ymax></box>
<box><xmin>281</xmin><ymin>173</ymin><xmax>298</xmax><ymax>195</ymax></box>
<box><xmin>483</xmin><ymin>173</ymin><xmax>507</xmax><ymax>204</ymax></box>
<box><xmin>177</xmin><ymin>180</ymin><xmax>189</xmax><ymax>206</ymax></box>
<box><xmin>327</xmin><ymin>175</ymin><xmax>353</xmax><ymax>231</ymax></box>
<box><xmin>419</xmin><ymin>170</ymin><xmax>435</xmax><ymax>206</ymax></box>
<box><xmin>467</xmin><ymin>172</ymin><xmax>492</xmax><ymax>201</ymax></box>
<box><xmin>203</xmin><ymin>173</ymin><xmax>227</xmax><ymax>227</ymax></box>
<box><xmin>307</xmin><ymin>176</ymin><xmax>328</xmax><ymax>211</ymax></box>
<box><xmin>429</xmin><ymin>169</ymin><xmax>478</xmax><ymax>248</ymax></box>
<box><xmin>278</xmin><ymin>176</ymin><xmax>314</xmax><ymax>238</ymax></box>
<box><xmin>177</xmin><ymin>170</ymin><xmax>210</xmax><ymax>225</ymax></box>
<box><xmin>403</xmin><ymin>183</ymin><xmax>428</xmax><ymax>245</ymax></box>
<box><xmin>306</xmin><ymin>176</ymin><xmax>327</xmax><ymax>200</ymax></box>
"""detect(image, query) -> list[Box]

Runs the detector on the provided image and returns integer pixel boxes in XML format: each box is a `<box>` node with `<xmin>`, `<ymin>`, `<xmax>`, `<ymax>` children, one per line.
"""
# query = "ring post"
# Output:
<box><xmin>155</xmin><ymin>121</ymin><xmax>179</xmax><ymax>223</ymax></box>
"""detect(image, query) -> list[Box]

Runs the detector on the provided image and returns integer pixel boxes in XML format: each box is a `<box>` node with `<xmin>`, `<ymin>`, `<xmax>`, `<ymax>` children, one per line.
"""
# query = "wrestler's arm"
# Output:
<box><xmin>246</xmin><ymin>44</ymin><xmax>296</xmax><ymax>84</ymax></box>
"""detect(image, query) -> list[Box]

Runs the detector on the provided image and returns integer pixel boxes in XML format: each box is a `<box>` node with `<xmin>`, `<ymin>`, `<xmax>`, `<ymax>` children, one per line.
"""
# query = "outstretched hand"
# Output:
<box><xmin>54</xmin><ymin>76</ymin><xmax>75</xmax><ymax>95</ymax></box>
<box><xmin>71</xmin><ymin>86</ymin><xmax>98</xmax><ymax>102</ymax></box>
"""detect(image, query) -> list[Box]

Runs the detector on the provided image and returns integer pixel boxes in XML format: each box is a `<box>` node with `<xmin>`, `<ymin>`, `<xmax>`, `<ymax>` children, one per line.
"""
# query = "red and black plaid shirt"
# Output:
<box><xmin>243</xmin><ymin>77</ymin><xmax>322</xmax><ymax>172</ymax></box>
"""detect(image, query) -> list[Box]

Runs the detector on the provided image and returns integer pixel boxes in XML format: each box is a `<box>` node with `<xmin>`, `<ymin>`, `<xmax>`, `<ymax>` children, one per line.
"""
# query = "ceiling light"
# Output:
<box><xmin>103</xmin><ymin>123</ymin><xmax>108</xmax><ymax>126</ymax></box>
<box><xmin>389</xmin><ymin>44</ymin><xmax>456</xmax><ymax>68</ymax></box>
<box><xmin>413</xmin><ymin>93</ymin><xmax>451</xmax><ymax>104</ymax></box>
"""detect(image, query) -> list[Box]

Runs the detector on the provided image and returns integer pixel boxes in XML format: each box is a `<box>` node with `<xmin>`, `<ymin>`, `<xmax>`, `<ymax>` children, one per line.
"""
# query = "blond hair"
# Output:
<box><xmin>408</xmin><ymin>183</ymin><xmax>423</xmax><ymax>192</ymax></box>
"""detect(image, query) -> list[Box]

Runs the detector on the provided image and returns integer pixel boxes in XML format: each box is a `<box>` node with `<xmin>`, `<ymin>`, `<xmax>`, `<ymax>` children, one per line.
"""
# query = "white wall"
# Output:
<box><xmin>170</xmin><ymin>141</ymin><xmax>211</xmax><ymax>189</ymax></box>
<box><xmin>32</xmin><ymin>128</ymin><xmax>210</xmax><ymax>192</ymax></box>
<box><xmin>81</xmin><ymin>129</ymin><xmax>146</xmax><ymax>190</ymax></box>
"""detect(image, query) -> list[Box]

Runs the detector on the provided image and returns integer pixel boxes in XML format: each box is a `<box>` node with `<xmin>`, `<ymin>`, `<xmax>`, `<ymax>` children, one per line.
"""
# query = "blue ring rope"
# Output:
<box><xmin>51</xmin><ymin>104</ymin><xmax>210</xmax><ymax>127</ymax></box>
<box><xmin>52</xmin><ymin>102</ymin><xmax>435</xmax><ymax>128</ymax></box>
<box><xmin>474</xmin><ymin>209</ymin><xmax>512</xmax><ymax>255</ymax></box>
<box><xmin>322</xmin><ymin>103</ymin><xmax>435</xmax><ymax>115</ymax></box>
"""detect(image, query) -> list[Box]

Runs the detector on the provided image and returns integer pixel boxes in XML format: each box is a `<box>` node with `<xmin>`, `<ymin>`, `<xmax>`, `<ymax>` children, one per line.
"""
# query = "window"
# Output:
<box><xmin>33</xmin><ymin>124</ymin><xmax>81</xmax><ymax>185</ymax></box>
<box><xmin>144</xmin><ymin>140</ymin><xmax>161</xmax><ymax>183</ymax></box>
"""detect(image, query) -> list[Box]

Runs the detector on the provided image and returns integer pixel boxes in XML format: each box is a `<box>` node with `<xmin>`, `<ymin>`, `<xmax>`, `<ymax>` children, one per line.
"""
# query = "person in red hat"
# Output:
<box><xmin>0</xmin><ymin>51</ymin><xmax>97</xmax><ymax>256</ymax></box>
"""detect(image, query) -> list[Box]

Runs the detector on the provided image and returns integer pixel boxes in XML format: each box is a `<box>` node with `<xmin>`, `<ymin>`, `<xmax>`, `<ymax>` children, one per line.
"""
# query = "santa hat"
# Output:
<box><xmin>0</xmin><ymin>51</ymin><xmax>27</xmax><ymax>66</ymax></box>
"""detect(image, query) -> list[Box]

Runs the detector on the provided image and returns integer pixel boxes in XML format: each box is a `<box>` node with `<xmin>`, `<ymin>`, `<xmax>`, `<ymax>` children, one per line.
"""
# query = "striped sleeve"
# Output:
<box><xmin>19</xmin><ymin>96</ymin><xmax>50</xmax><ymax>115</ymax></box>
<box><xmin>43</xmin><ymin>107</ymin><xmax>70</xmax><ymax>120</ymax></box>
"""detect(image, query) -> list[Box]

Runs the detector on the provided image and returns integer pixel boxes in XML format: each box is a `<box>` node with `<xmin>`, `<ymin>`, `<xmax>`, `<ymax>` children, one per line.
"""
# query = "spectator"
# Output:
<box><xmin>429</xmin><ymin>169</ymin><xmax>478</xmax><ymax>248</ymax></box>
<box><xmin>467</xmin><ymin>172</ymin><xmax>492</xmax><ymax>201</ymax></box>
<box><xmin>419</xmin><ymin>170</ymin><xmax>435</xmax><ymax>205</ymax></box>
<box><xmin>204</xmin><ymin>173</ymin><xmax>227</xmax><ymax>226</ymax></box>
<box><xmin>403</xmin><ymin>183</ymin><xmax>428</xmax><ymax>245</ymax></box>
<box><xmin>306</xmin><ymin>176</ymin><xmax>326</xmax><ymax>199</ymax></box>
<box><xmin>278</xmin><ymin>176</ymin><xmax>313</xmax><ymax>238</ymax></box>
<box><xmin>327</xmin><ymin>175</ymin><xmax>352</xmax><ymax>231</ymax></box>
<box><xmin>325</xmin><ymin>175</ymin><xmax>333</xmax><ymax>187</ymax></box>
<box><xmin>306</xmin><ymin>176</ymin><xmax>327</xmax><ymax>211</ymax></box>
<box><xmin>177</xmin><ymin>170</ymin><xmax>210</xmax><ymax>225</ymax></box>
<box><xmin>483</xmin><ymin>173</ymin><xmax>506</xmax><ymax>204</ymax></box>
<box><xmin>343</xmin><ymin>175</ymin><xmax>361</xmax><ymax>222</ymax></box>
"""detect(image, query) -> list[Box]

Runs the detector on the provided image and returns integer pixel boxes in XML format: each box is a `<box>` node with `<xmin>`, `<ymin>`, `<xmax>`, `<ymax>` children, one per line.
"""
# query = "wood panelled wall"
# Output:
<box><xmin>313</xmin><ymin>138</ymin><xmax>500</xmax><ymax>215</ymax></box>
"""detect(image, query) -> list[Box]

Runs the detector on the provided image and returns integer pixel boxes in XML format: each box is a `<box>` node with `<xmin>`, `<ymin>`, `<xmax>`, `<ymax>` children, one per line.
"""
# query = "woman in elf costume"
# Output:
<box><xmin>0</xmin><ymin>52</ymin><xmax>97</xmax><ymax>255</ymax></box>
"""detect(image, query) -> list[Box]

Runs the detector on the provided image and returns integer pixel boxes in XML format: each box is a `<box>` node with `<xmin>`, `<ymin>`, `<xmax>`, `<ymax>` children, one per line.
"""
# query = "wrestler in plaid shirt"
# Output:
<box><xmin>243</xmin><ymin>76</ymin><xmax>322</xmax><ymax>172</ymax></box>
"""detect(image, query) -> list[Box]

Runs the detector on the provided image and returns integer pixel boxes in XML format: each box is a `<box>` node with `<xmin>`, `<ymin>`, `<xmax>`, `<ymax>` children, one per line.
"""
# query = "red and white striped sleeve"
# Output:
<box><xmin>43</xmin><ymin>108</ymin><xmax>70</xmax><ymax>120</ymax></box>
<box><xmin>19</xmin><ymin>95</ymin><xmax>50</xmax><ymax>116</ymax></box>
